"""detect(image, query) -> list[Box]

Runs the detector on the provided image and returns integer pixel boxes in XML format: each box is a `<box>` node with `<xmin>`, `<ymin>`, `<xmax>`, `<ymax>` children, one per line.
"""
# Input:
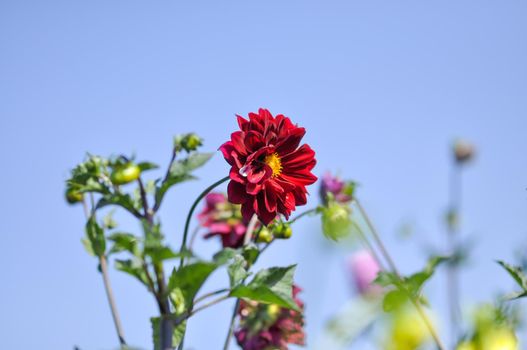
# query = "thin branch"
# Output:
<box><xmin>194</xmin><ymin>288</ymin><xmax>230</xmax><ymax>304</ymax></box>
<box><xmin>288</xmin><ymin>207</ymin><xmax>317</xmax><ymax>225</ymax></box>
<box><xmin>153</xmin><ymin>148</ymin><xmax>177</xmax><ymax>212</ymax></box>
<box><xmin>100</xmin><ymin>255</ymin><xmax>127</xmax><ymax>347</ymax></box>
<box><xmin>81</xmin><ymin>197</ymin><xmax>127</xmax><ymax>347</ymax></box>
<box><xmin>222</xmin><ymin>299</ymin><xmax>240</xmax><ymax>350</ymax></box>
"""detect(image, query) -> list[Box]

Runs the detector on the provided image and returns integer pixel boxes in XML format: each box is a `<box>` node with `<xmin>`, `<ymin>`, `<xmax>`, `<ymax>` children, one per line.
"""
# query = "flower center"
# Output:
<box><xmin>264</xmin><ymin>152</ymin><xmax>282</xmax><ymax>177</ymax></box>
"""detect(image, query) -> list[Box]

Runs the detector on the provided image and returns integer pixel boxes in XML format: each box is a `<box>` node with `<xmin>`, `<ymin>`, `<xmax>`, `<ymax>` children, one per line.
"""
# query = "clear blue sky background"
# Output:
<box><xmin>1</xmin><ymin>1</ymin><xmax>526</xmax><ymax>349</ymax></box>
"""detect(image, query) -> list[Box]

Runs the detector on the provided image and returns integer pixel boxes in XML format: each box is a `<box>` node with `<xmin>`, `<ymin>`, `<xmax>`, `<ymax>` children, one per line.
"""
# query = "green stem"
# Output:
<box><xmin>288</xmin><ymin>208</ymin><xmax>317</xmax><ymax>225</ymax></box>
<box><xmin>222</xmin><ymin>299</ymin><xmax>240</xmax><ymax>350</ymax></box>
<box><xmin>179</xmin><ymin>176</ymin><xmax>230</xmax><ymax>268</ymax></box>
<box><xmin>354</xmin><ymin>198</ymin><xmax>446</xmax><ymax>350</ymax></box>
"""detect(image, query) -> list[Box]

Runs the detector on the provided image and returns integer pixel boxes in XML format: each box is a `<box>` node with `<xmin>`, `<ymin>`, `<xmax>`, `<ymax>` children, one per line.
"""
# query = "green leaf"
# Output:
<box><xmin>96</xmin><ymin>193</ymin><xmax>141</xmax><ymax>216</ymax></box>
<box><xmin>382</xmin><ymin>290</ymin><xmax>408</xmax><ymax>312</ymax></box>
<box><xmin>497</xmin><ymin>260</ymin><xmax>527</xmax><ymax>290</ymax></box>
<box><xmin>374</xmin><ymin>271</ymin><xmax>400</xmax><ymax>288</ymax></box>
<box><xmin>167</xmin><ymin>261</ymin><xmax>219</xmax><ymax>310</ymax></box>
<box><xmin>230</xmin><ymin>265</ymin><xmax>299</xmax><ymax>311</ymax></box>
<box><xmin>213</xmin><ymin>248</ymin><xmax>239</xmax><ymax>264</ymax></box>
<box><xmin>169</xmin><ymin>152</ymin><xmax>213</xmax><ymax>177</ymax></box>
<box><xmin>151</xmin><ymin>317</ymin><xmax>186</xmax><ymax>350</ymax></box>
<box><xmin>81</xmin><ymin>238</ymin><xmax>95</xmax><ymax>256</ymax></box>
<box><xmin>108</xmin><ymin>232</ymin><xmax>140</xmax><ymax>256</ymax></box>
<box><xmin>85</xmin><ymin>216</ymin><xmax>106</xmax><ymax>257</ymax></box>
<box><xmin>138</xmin><ymin>162</ymin><xmax>159</xmax><ymax>172</ymax></box>
<box><xmin>242</xmin><ymin>244</ymin><xmax>259</xmax><ymax>266</ymax></box>
<box><xmin>228</xmin><ymin>255</ymin><xmax>249</xmax><ymax>287</ymax></box>
<box><xmin>115</xmin><ymin>259</ymin><xmax>149</xmax><ymax>287</ymax></box>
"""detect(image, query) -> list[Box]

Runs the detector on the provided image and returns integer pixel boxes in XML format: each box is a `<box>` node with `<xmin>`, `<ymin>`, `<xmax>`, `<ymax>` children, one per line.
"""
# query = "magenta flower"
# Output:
<box><xmin>198</xmin><ymin>192</ymin><xmax>250</xmax><ymax>248</ymax></box>
<box><xmin>235</xmin><ymin>286</ymin><xmax>305</xmax><ymax>350</ymax></box>
<box><xmin>347</xmin><ymin>250</ymin><xmax>382</xmax><ymax>296</ymax></box>
<box><xmin>319</xmin><ymin>172</ymin><xmax>355</xmax><ymax>205</ymax></box>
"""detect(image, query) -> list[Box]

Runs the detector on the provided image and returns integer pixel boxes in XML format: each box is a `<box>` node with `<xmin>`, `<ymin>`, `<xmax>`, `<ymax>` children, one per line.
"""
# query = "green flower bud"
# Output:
<box><xmin>321</xmin><ymin>202</ymin><xmax>352</xmax><ymax>241</ymax></box>
<box><xmin>174</xmin><ymin>133</ymin><xmax>203</xmax><ymax>152</ymax></box>
<box><xmin>273</xmin><ymin>222</ymin><xmax>293</xmax><ymax>239</ymax></box>
<box><xmin>256</xmin><ymin>227</ymin><xmax>273</xmax><ymax>243</ymax></box>
<box><xmin>110</xmin><ymin>163</ymin><xmax>141</xmax><ymax>185</ymax></box>
<box><xmin>65</xmin><ymin>187</ymin><xmax>83</xmax><ymax>204</ymax></box>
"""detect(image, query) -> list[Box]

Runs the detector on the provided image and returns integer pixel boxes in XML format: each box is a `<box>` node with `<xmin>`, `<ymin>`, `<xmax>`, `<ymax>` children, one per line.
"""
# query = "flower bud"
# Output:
<box><xmin>110</xmin><ymin>163</ymin><xmax>141</xmax><ymax>185</ymax></box>
<box><xmin>65</xmin><ymin>187</ymin><xmax>83</xmax><ymax>204</ymax></box>
<box><xmin>453</xmin><ymin>139</ymin><xmax>475</xmax><ymax>164</ymax></box>
<box><xmin>321</xmin><ymin>202</ymin><xmax>352</xmax><ymax>241</ymax></box>
<box><xmin>273</xmin><ymin>222</ymin><xmax>292</xmax><ymax>239</ymax></box>
<box><xmin>319</xmin><ymin>172</ymin><xmax>355</xmax><ymax>205</ymax></box>
<box><xmin>256</xmin><ymin>226</ymin><xmax>273</xmax><ymax>243</ymax></box>
<box><xmin>174</xmin><ymin>133</ymin><xmax>203</xmax><ymax>152</ymax></box>
<box><xmin>388</xmin><ymin>307</ymin><xmax>431</xmax><ymax>350</ymax></box>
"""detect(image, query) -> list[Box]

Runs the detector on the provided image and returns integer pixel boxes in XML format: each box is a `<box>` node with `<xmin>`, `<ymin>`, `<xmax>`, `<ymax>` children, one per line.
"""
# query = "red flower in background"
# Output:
<box><xmin>235</xmin><ymin>286</ymin><xmax>305</xmax><ymax>350</ymax></box>
<box><xmin>198</xmin><ymin>192</ymin><xmax>249</xmax><ymax>248</ymax></box>
<box><xmin>220</xmin><ymin>109</ymin><xmax>317</xmax><ymax>225</ymax></box>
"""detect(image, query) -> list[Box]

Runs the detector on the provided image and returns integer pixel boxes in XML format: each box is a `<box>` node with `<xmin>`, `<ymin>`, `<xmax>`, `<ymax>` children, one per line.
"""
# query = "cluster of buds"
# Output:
<box><xmin>235</xmin><ymin>286</ymin><xmax>305</xmax><ymax>350</ymax></box>
<box><xmin>199</xmin><ymin>192</ymin><xmax>250</xmax><ymax>248</ymax></box>
<box><xmin>256</xmin><ymin>221</ymin><xmax>293</xmax><ymax>243</ymax></box>
<box><xmin>174</xmin><ymin>133</ymin><xmax>203</xmax><ymax>152</ymax></box>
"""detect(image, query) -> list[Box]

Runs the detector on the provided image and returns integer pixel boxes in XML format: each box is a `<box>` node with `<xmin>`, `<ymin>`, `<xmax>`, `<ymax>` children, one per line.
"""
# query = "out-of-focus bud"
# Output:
<box><xmin>110</xmin><ymin>163</ymin><xmax>141</xmax><ymax>185</ymax></box>
<box><xmin>256</xmin><ymin>226</ymin><xmax>273</xmax><ymax>243</ymax></box>
<box><xmin>174</xmin><ymin>133</ymin><xmax>203</xmax><ymax>152</ymax></box>
<box><xmin>347</xmin><ymin>250</ymin><xmax>382</xmax><ymax>296</ymax></box>
<box><xmin>453</xmin><ymin>139</ymin><xmax>475</xmax><ymax>164</ymax></box>
<box><xmin>319</xmin><ymin>172</ymin><xmax>356</xmax><ymax>205</ymax></box>
<box><xmin>65</xmin><ymin>187</ymin><xmax>83</xmax><ymax>204</ymax></box>
<box><xmin>273</xmin><ymin>222</ymin><xmax>293</xmax><ymax>239</ymax></box>
<box><xmin>480</xmin><ymin>328</ymin><xmax>518</xmax><ymax>350</ymax></box>
<box><xmin>457</xmin><ymin>341</ymin><xmax>476</xmax><ymax>350</ymax></box>
<box><xmin>321</xmin><ymin>202</ymin><xmax>352</xmax><ymax>241</ymax></box>
<box><xmin>387</xmin><ymin>307</ymin><xmax>431</xmax><ymax>350</ymax></box>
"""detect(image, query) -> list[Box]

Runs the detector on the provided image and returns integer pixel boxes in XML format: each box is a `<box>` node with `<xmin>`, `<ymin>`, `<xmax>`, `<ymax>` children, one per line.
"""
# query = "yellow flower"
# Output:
<box><xmin>457</xmin><ymin>341</ymin><xmax>476</xmax><ymax>350</ymax></box>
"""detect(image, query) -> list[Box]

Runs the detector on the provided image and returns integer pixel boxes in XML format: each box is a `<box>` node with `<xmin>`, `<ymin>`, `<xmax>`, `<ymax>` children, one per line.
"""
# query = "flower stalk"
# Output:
<box><xmin>354</xmin><ymin>198</ymin><xmax>446</xmax><ymax>350</ymax></box>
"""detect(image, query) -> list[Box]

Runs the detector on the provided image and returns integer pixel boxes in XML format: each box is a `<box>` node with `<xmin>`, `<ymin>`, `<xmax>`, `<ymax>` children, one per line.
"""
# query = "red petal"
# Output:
<box><xmin>275</xmin><ymin>127</ymin><xmax>306</xmax><ymax>155</ymax></box>
<box><xmin>236</xmin><ymin>114</ymin><xmax>249</xmax><ymax>131</ymax></box>
<box><xmin>227</xmin><ymin>181</ymin><xmax>248</xmax><ymax>204</ymax></box>
<box><xmin>281</xmin><ymin>144</ymin><xmax>316</xmax><ymax>170</ymax></box>
<box><xmin>231</xmin><ymin>131</ymin><xmax>248</xmax><ymax>155</ymax></box>
<box><xmin>219</xmin><ymin>142</ymin><xmax>235</xmax><ymax>165</ymax></box>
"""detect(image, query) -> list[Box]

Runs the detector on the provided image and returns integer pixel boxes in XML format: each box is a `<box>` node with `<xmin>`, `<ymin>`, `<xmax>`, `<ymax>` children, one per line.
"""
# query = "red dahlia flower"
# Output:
<box><xmin>220</xmin><ymin>109</ymin><xmax>317</xmax><ymax>225</ymax></box>
<box><xmin>198</xmin><ymin>192</ymin><xmax>250</xmax><ymax>248</ymax></box>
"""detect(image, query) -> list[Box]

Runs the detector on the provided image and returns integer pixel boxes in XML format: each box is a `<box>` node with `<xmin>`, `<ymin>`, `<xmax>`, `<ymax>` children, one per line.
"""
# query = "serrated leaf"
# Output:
<box><xmin>228</xmin><ymin>255</ymin><xmax>249</xmax><ymax>287</ymax></box>
<box><xmin>167</xmin><ymin>261</ymin><xmax>219</xmax><ymax>310</ymax></box>
<box><xmin>230</xmin><ymin>265</ymin><xmax>299</xmax><ymax>311</ymax></box>
<box><xmin>154</xmin><ymin>174</ymin><xmax>196</xmax><ymax>208</ymax></box>
<box><xmin>497</xmin><ymin>260</ymin><xmax>527</xmax><ymax>290</ymax></box>
<box><xmin>115</xmin><ymin>259</ymin><xmax>149</xmax><ymax>287</ymax></box>
<box><xmin>85</xmin><ymin>216</ymin><xmax>105</xmax><ymax>257</ymax></box>
<box><xmin>213</xmin><ymin>248</ymin><xmax>239</xmax><ymax>264</ymax></box>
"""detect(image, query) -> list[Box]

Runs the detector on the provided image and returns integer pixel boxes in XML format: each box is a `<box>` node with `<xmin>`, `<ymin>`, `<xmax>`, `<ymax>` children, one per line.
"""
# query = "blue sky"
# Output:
<box><xmin>1</xmin><ymin>1</ymin><xmax>526</xmax><ymax>349</ymax></box>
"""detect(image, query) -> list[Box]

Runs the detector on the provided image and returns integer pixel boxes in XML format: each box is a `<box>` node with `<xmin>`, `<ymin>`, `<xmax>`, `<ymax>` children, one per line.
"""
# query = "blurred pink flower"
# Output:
<box><xmin>235</xmin><ymin>286</ymin><xmax>305</xmax><ymax>350</ymax></box>
<box><xmin>198</xmin><ymin>192</ymin><xmax>249</xmax><ymax>248</ymax></box>
<box><xmin>347</xmin><ymin>250</ymin><xmax>382</xmax><ymax>296</ymax></box>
